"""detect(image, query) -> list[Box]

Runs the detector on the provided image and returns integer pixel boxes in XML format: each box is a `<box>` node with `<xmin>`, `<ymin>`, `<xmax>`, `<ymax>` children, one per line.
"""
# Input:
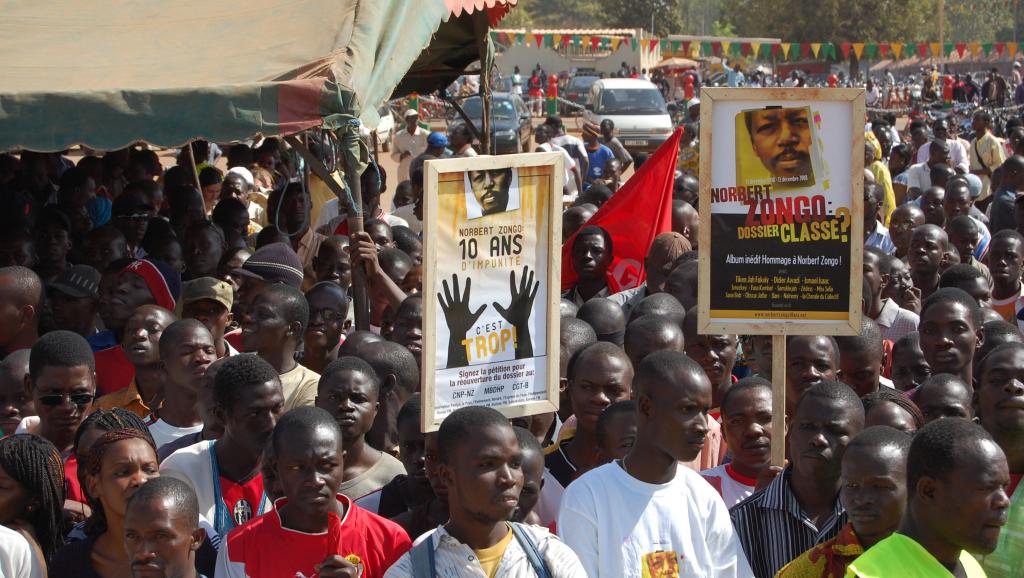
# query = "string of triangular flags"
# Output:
<box><xmin>490</xmin><ymin>32</ymin><xmax>1023</xmax><ymax>61</ymax></box>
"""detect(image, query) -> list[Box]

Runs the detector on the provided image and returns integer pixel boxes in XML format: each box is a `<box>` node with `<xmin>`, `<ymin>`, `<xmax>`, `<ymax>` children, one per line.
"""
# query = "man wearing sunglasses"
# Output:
<box><xmin>22</xmin><ymin>330</ymin><xmax>97</xmax><ymax>508</ymax></box>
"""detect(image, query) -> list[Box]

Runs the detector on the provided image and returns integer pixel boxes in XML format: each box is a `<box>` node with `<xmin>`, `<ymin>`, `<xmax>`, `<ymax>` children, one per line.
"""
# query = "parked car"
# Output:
<box><xmin>457</xmin><ymin>93</ymin><xmax>532</xmax><ymax>154</ymax></box>
<box><xmin>360</xmin><ymin>105</ymin><xmax>395</xmax><ymax>152</ymax></box>
<box><xmin>562</xmin><ymin>75</ymin><xmax>599</xmax><ymax>115</ymax></box>
<box><xmin>583</xmin><ymin>78</ymin><xmax>673</xmax><ymax>154</ymax></box>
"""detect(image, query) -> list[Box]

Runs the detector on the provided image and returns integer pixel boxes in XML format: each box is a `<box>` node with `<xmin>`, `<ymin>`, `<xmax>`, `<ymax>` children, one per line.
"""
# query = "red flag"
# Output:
<box><xmin>561</xmin><ymin>128</ymin><xmax>682</xmax><ymax>292</ymax></box>
<box><xmin>840</xmin><ymin>42</ymin><xmax>852</xmax><ymax>59</ymax></box>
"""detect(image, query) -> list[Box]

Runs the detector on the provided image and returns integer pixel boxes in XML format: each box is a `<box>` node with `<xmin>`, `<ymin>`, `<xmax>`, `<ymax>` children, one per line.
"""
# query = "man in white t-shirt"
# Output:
<box><xmin>559</xmin><ymin>350</ymin><xmax>753</xmax><ymax>578</ymax></box>
<box><xmin>535</xmin><ymin>124</ymin><xmax>581</xmax><ymax>196</ymax></box>
<box><xmin>546</xmin><ymin>117</ymin><xmax>589</xmax><ymax>180</ymax></box>
<box><xmin>701</xmin><ymin>376</ymin><xmax>773</xmax><ymax>506</ymax></box>
<box><xmin>907</xmin><ymin>138</ymin><xmax>951</xmax><ymax>199</ymax></box>
<box><xmin>915</xmin><ymin>119</ymin><xmax>970</xmax><ymax>173</ymax></box>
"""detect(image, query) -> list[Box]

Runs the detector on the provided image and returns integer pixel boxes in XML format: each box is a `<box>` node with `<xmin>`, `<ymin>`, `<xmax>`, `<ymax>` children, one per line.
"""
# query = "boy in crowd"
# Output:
<box><xmin>560</xmin><ymin>351</ymin><xmax>752</xmax><ymax>577</ymax></box>
<box><xmin>988</xmin><ymin>230</ymin><xmax>1024</xmax><ymax>329</ymax></box>
<box><xmin>595</xmin><ymin>399</ymin><xmax>637</xmax><ymax>464</ymax></box>
<box><xmin>241</xmin><ymin>283</ymin><xmax>320</xmax><ymax>411</ymax></box>
<box><xmin>973</xmin><ymin>342</ymin><xmax>1024</xmax><ymax>577</ymax></box>
<box><xmin>358</xmin><ymin>340</ymin><xmax>420</xmax><ymax>459</ymax></box>
<box><xmin>27</xmin><ymin>330</ymin><xmax>98</xmax><ymax>504</ymax></box>
<box><xmin>0</xmin><ymin>267</ymin><xmax>41</xmax><ymax>360</ymax></box>
<box><xmin>180</xmin><ymin>277</ymin><xmax>236</xmax><ymax>359</ymax></box>
<box><xmin>511</xmin><ymin>426</ymin><xmax>546</xmax><ymax>526</ymax></box>
<box><xmin>315</xmin><ymin>357</ymin><xmax>404</xmax><ymax>512</ymax></box>
<box><xmin>123</xmin><ymin>477</ymin><xmax>207</xmax><ymax>578</ymax></box>
<box><xmin>918</xmin><ymin>287</ymin><xmax>983</xmax><ymax>387</ymax></box>
<box><xmin>847</xmin><ymin>419</ymin><xmax>1009</xmax><ymax>577</ymax></box>
<box><xmin>623</xmin><ymin>315</ymin><xmax>684</xmax><ymax>371</ymax></box>
<box><xmin>890</xmin><ymin>332</ymin><xmax>931</xmax><ymax>391</ymax></box>
<box><xmin>731</xmin><ymin>381</ymin><xmax>864</xmax><ymax>578</ymax></box>
<box><xmin>0</xmin><ymin>349</ymin><xmax>33</xmax><ymax>436</ymax></box>
<box><xmin>147</xmin><ymin>320</ymin><xmax>215</xmax><ymax>449</ymax></box>
<box><xmin>908</xmin><ymin>224</ymin><xmax>950</xmax><ymax>301</ymax></box>
<box><xmin>218</xmin><ymin>407</ymin><xmax>411</xmax><ymax>578</ymax></box>
<box><xmin>94</xmin><ymin>257</ymin><xmax>181</xmax><ymax>395</ymax></box>
<box><xmin>915</xmin><ymin>373</ymin><xmax>973</xmax><ymax>423</ymax></box>
<box><xmin>702</xmin><ymin>376</ymin><xmax>772</xmax><ymax>506</ymax></box>
<box><xmin>784</xmin><ymin>335</ymin><xmax>840</xmax><ymax>418</ymax></box>
<box><xmin>386</xmin><ymin>406</ymin><xmax>584</xmax><ymax>577</ymax></box>
<box><xmin>863</xmin><ymin>246</ymin><xmax>919</xmax><ymax>342</ymax></box>
<box><xmin>162</xmin><ymin>354</ymin><xmax>284</xmax><ymax>537</ymax></box>
<box><xmin>544</xmin><ymin>342</ymin><xmax>632</xmax><ymax>503</ymax></box>
<box><xmin>376</xmin><ymin>395</ymin><xmax>433</xmax><ymax>519</ymax></box>
<box><xmin>312</xmin><ymin>236</ymin><xmax>353</xmax><ymax>291</ymax></box>
<box><xmin>94</xmin><ymin>304</ymin><xmax>174</xmax><ymax>418</ymax></box>
<box><xmin>777</xmin><ymin>426</ymin><xmax>911</xmax><ymax>577</ymax></box>
<box><xmin>301</xmin><ymin>282</ymin><xmax>350</xmax><ymax>374</ymax></box>
<box><xmin>939</xmin><ymin>263</ymin><xmax>992</xmax><ymax>307</ymax></box>
<box><xmin>836</xmin><ymin>318</ymin><xmax>890</xmax><ymax>397</ymax></box>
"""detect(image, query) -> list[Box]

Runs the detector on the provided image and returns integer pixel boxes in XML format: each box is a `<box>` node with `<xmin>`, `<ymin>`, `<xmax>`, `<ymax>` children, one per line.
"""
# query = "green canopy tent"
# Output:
<box><xmin>0</xmin><ymin>0</ymin><xmax>458</xmax><ymax>152</ymax></box>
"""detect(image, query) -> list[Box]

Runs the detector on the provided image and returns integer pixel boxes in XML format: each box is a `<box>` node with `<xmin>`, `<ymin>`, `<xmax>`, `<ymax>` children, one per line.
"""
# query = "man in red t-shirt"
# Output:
<box><xmin>216</xmin><ymin>406</ymin><xmax>411</xmax><ymax>578</ymax></box>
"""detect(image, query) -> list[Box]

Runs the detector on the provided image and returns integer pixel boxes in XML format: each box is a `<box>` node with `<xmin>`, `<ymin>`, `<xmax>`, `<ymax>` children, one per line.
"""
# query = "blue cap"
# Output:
<box><xmin>428</xmin><ymin>132</ymin><xmax>448</xmax><ymax>147</ymax></box>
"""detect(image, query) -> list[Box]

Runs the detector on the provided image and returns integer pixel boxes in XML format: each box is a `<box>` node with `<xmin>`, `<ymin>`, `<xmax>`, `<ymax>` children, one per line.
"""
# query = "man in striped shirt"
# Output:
<box><xmin>729</xmin><ymin>380</ymin><xmax>865</xmax><ymax>578</ymax></box>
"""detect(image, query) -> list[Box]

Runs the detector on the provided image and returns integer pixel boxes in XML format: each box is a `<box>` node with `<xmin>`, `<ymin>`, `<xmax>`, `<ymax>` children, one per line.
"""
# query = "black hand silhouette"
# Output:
<box><xmin>493</xmin><ymin>266</ymin><xmax>540</xmax><ymax>359</ymax></box>
<box><xmin>438</xmin><ymin>274</ymin><xmax>486</xmax><ymax>368</ymax></box>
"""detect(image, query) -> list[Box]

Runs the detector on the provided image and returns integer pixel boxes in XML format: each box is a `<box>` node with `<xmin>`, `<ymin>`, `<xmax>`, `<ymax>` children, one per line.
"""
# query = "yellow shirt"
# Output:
<box><xmin>279</xmin><ymin>363</ymin><xmax>320</xmax><ymax>412</ymax></box>
<box><xmin>92</xmin><ymin>380</ymin><xmax>156</xmax><ymax>419</ymax></box>
<box><xmin>474</xmin><ymin>524</ymin><xmax>514</xmax><ymax>578</ymax></box>
<box><xmin>971</xmin><ymin>131</ymin><xmax>1008</xmax><ymax>200</ymax></box>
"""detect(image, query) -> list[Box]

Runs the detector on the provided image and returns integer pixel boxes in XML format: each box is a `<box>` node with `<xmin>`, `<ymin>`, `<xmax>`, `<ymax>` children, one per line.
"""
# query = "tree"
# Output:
<box><xmin>509</xmin><ymin>0</ymin><xmax>605</xmax><ymax>28</ymax></box>
<box><xmin>721</xmin><ymin>0</ymin><xmax>934</xmax><ymax>42</ymax></box>
<box><xmin>600</xmin><ymin>0</ymin><xmax>684</xmax><ymax>36</ymax></box>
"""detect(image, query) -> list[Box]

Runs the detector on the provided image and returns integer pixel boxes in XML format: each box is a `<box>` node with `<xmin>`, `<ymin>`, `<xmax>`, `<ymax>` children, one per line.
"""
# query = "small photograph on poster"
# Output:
<box><xmin>734</xmin><ymin>105</ymin><xmax>825</xmax><ymax>191</ymax></box>
<box><xmin>464</xmin><ymin>167</ymin><xmax>522</xmax><ymax>219</ymax></box>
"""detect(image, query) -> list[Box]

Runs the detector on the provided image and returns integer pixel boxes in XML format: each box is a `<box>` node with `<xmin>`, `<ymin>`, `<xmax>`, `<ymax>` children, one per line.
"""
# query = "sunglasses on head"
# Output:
<box><xmin>38</xmin><ymin>392</ymin><xmax>95</xmax><ymax>407</ymax></box>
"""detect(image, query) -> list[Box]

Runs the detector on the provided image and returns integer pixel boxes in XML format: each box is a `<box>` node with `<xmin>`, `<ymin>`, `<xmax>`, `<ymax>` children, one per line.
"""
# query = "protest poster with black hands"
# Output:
<box><xmin>422</xmin><ymin>153</ymin><xmax>563</xmax><ymax>431</ymax></box>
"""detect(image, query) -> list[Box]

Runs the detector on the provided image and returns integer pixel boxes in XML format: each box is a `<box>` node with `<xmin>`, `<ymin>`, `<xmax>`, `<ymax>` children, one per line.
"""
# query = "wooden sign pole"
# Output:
<box><xmin>770</xmin><ymin>334</ymin><xmax>787</xmax><ymax>467</ymax></box>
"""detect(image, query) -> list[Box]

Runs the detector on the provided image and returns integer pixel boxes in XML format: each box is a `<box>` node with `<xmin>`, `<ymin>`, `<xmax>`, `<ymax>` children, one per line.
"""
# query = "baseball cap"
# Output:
<box><xmin>404</xmin><ymin>109</ymin><xmax>420</xmax><ymax>118</ymax></box>
<box><xmin>428</xmin><ymin>132</ymin><xmax>449</xmax><ymax>147</ymax></box>
<box><xmin>48</xmin><ymin>265</ymin><xmax>101</xmax><ymax>299</ymax></box>
<box><xmin>121</xmin><ymin>257</ymin><xmax>182</xmax><ymax>311</ymax></box>
<box><xmin>181</xmin><ymin>277</ymin><xmax>233</xmax><ymax>311</ymax></box>
<box><xmin>233</xmin><ymin>242</ymin><xmax>304</xmax><ymax>288</ymax></box>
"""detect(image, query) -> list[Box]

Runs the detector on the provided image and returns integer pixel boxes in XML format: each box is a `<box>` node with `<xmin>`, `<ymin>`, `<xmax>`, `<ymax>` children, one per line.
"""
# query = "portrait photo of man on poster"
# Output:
<box><xmin>735</xmin><ymin>105</ymin><xmax>824</xmax><ymax>190</ymax></box>
<box><xmin>464</xmin><ymin>166</ymin><xmax>521</xmax><ymax>218</ymax></box>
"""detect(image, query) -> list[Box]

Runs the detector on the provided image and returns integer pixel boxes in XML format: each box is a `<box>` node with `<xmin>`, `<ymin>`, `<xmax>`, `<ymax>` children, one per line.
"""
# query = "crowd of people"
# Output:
<box><xmin>0</xmin><ymin>94</ymin><xmax>1021</xmax><ymax>578</ymax></box>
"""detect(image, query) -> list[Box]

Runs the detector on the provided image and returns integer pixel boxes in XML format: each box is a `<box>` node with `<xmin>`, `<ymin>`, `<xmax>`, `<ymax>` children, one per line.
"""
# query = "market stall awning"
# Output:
<box><xmin>445</xmin><ymin>0</ymin><xmax>518</xmax><ymax>25</ymax></box>
<box><xmin>0</xmin><ymin>0</ymin><xmax>451</xmax><ymax>152</ymax></box>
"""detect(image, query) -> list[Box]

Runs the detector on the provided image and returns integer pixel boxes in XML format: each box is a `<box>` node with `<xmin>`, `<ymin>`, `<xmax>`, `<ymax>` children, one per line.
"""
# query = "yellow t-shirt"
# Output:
<box><xmin>474</xmin><ymin>524</ymin><xmax>514</xmax><ymax>578</ymax></box>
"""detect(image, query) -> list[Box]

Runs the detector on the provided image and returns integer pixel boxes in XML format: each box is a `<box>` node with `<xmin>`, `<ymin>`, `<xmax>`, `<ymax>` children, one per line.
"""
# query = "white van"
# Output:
<box><xmin>583</xmin><ymin>78</ymin><xmax>674</xmax><ymax>154</ymax></box>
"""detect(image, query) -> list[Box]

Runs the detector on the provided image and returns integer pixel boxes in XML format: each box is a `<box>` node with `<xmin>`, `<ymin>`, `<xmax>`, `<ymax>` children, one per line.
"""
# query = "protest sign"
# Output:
<box><xmin>698</xmin><ymin>88</ymin><xmax>865</xmax><ymax>336</ymax></box>
<box><xmin>697</xmin><ymin>88</ymin><xmax>865</xmax><ymax>465</ymax></box>
<box><xmin>421</xmin><ymin>153</ymin><xmax>564</xmax><ymax>432</ymax></box>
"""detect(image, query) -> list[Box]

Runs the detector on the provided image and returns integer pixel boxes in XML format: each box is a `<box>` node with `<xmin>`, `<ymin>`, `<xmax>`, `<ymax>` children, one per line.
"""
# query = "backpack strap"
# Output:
<box><xmin>409</xmin><ymin>534</ymin><xmax>436</xmax><ymax>578</ymax></box>
<box><xmin>510</xmin><ymin>523</ymin><xmax>552</xmax><ymax>578</ymax></box>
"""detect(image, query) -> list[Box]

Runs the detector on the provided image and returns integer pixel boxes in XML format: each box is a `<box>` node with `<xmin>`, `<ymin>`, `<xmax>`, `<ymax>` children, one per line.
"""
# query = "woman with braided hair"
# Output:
<box><xmin>0</xmin><ymin>434</ymin><xmax>66</xmax><ymax>566</ymax></box>
<box><xmin>50</xmin><ymin>427</ymin><xmax>159</xmax><ymax>578</ymax></box>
